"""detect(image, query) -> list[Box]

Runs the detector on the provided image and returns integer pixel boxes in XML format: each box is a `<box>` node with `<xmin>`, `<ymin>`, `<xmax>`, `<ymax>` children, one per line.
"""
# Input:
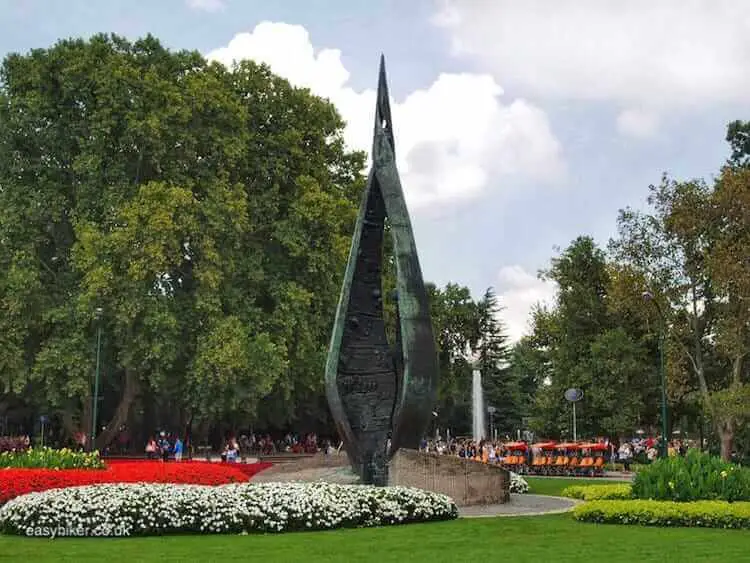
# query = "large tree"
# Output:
<box><xmin>527</xmin><ymin>237</ymin><xmax>657</xmax><ymax>439</ymax></box>
<box><xmin>0</xmin><ymin>34</ymin><xmax>364</xmax><ymax>448</ymax></box>
<box><xmin>610</xmin><ymin>125</ymin><xmax>750</xmax><ymax>459</ymax></box>
<box><xmin>426</xmin><ymin>283</ymin><xmax>479</xmax><ymax>436</ymax></box>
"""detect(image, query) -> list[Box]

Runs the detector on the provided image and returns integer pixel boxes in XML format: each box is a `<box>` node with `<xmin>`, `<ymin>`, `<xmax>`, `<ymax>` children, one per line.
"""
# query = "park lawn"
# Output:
<box><xmin>525</xmin><ymin>476</ymin><xmax>605</xmax><ymax>496</ymax></box>
<box><xmin>0</xmin><ymin>514</ymin><xmax>747</xmax><ymax>563</ymax></box>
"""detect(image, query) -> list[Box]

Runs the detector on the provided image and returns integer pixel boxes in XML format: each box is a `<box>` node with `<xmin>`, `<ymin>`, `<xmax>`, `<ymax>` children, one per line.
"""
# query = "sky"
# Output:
<box><xmin>1</xmin><ymin>0</ymin><xmax>748</xmax><ymax>342</ymax></box>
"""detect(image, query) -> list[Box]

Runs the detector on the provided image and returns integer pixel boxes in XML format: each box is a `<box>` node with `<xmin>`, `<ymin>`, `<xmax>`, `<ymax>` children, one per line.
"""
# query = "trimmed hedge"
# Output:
<box><xmin>573</xmin><ymin>499</ymin><xmax>750</xmax><ymax>529</ymax></box>
<box><xmin>562</xmin><ymin>483</ymin><xmax>632</xmax><ymax>501</ymax></box>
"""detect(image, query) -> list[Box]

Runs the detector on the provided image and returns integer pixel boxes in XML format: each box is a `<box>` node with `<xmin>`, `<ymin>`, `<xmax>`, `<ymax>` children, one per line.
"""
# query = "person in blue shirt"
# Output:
<box><xmin>174</xmin><ymin>437</ymin><xmax>184</xmax><ymax>462</ymax></box>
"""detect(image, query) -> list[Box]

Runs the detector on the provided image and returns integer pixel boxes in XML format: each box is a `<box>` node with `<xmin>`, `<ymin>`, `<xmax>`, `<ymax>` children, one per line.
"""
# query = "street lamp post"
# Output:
<box><xmin>642</xmin><ymin>291</ymin><xmax>668</xmax><ymax>459</ymax></box>
<box><xmin>91</xmin><ymin>307</ymin><xmax>104</xmax><ymax>451</ymax></box>
<box><xmin>487</xmin><ymin>406</ymin><xmax>496</xmax><ymax>441</ymax></box>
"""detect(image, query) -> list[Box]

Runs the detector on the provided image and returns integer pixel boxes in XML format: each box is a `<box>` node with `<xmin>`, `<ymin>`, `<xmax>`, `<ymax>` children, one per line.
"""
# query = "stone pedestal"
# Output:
<box><xmin>388</xmin><ymin>449</ymin><xmax>510</xmax><ymax>506</ymax></box>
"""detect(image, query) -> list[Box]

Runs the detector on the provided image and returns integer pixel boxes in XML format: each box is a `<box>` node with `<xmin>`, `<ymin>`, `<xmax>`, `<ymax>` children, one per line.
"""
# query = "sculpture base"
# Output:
<box><xmin>388</xmin><ymin>449</ymin><xmax>510</xmax><ymax>506</ymax></box>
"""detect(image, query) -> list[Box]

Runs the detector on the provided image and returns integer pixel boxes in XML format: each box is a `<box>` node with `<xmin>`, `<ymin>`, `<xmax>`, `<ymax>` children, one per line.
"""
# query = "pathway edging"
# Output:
<box><xmin>459</xmin><ymin>494</ymin><xmax>581</xmax><ymax>518</ymax></box>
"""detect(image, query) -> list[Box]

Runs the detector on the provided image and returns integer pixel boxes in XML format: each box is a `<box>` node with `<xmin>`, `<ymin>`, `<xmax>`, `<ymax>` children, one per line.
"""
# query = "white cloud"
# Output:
<box><xmin>186</xmin><ymin>0</ymin><xmax>225</xmax><ymax>13</ymax></box>
<box><xmin>495</xmin><ymin>265</ymin><xmax>557</xmax><ymax>343</ymax></box>
<box><xmin>434</xmin><ymin>1</ymin><xmax>750</xmax><ymax>133</ymax></box>
<box><xmin>616</xmin><ymin>108</ymin><xmax>659</xmax><ymax>138</ymax></box>
<box><xmin>206</xmin><ymin>22</ymin><xmax>564</xmax><ymax>209</ymax></box>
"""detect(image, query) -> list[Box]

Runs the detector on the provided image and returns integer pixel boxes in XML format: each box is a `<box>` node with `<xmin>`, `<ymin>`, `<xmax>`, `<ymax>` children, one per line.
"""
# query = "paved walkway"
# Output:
<box><xmin>459</xmin><ymin>494</ymin><xmax>580</xmax><ymax>518</ymax></box>
<box><xmin>252</xmin><ymin>465</ymin><xmax>359</xmax><ymax>484</ymax></box>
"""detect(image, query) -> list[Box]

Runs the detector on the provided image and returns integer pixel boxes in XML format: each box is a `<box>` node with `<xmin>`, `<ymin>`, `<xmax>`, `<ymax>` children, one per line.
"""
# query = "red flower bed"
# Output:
<box><xmin>0</xmin><ymin>461</ymin><xmax>272</xmax><ymax>505</ymax></box>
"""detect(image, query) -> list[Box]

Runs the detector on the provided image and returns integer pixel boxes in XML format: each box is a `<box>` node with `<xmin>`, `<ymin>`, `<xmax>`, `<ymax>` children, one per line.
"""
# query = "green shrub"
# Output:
<box><xmin>0</xmin><ymin>447</ymin><xmax>105</xmax><ymax>469</ymax></box>
<box><xmin>562</xmin><ymin>483</ymin><xmax>633</xmax><ymax>500</ymax></box>
<box><xmin>632</xmin><ymin>450</ymin><xmax>750</xmax><ymax>502</ymax></box>
<box><xmin>573</xmin><ymin>499</ymin><xmax>750</xmax><ymax>529</ymax></box>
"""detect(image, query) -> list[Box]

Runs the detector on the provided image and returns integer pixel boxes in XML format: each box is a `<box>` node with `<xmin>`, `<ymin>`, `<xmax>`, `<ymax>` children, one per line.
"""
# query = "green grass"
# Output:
<box><xmin>0</xmin><ymin>514</ymin><xmax>747</xmax><ymax>562</ymax></box>
<box><xmin>526</xmin><ymin>476</ymin><xmax>605</xmax><ymax>496</ymax></box>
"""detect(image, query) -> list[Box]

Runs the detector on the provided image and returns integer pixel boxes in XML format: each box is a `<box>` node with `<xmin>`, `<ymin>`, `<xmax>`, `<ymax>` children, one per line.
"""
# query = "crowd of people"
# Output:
<box><xmin>145</xmin><ymin>432</ymin><xmax>184</xmax><ymax>461</ymax></box>
<box><xmin>141</xmin><ymin>431</ymin><xmax>334</xmax><ymax>462</ymax></box>
<box><xmin>418</xmin><ymin>434</ymin><xmax>697</xmax><ymax>471</ymax></box>
<box><xmin>418</xmin><ymin>437</ymin><xmax>520</xmax><ymax>464</ymax></box>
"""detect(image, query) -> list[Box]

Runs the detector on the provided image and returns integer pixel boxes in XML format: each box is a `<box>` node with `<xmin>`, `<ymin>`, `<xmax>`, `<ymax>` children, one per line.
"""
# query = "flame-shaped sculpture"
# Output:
<box><xmin>325</xmin><ymin>56</ymin><xmax>439</xmax><ymax>485</ymax></box>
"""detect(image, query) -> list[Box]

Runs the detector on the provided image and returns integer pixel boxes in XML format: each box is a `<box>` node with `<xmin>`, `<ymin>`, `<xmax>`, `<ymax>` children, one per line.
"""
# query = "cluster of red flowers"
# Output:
<box><xmin>0</xmin><ymin>460</ymin><xmax>272</xmax><ymax>505</ymax></box>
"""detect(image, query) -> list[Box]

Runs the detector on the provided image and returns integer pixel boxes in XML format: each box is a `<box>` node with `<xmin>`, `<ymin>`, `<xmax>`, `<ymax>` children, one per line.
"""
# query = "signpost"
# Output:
<box><xmin>564</xmin><ymin>388</ymin><xmax>584</xmax><ymax>441</ymax></box>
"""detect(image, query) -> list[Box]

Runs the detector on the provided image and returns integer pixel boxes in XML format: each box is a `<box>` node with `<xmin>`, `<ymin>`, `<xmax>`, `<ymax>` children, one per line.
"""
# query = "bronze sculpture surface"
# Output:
<box><xmin>325</xmin><ymin>56</ymin><xmax>439</xmax><ymax>486</ymax></box>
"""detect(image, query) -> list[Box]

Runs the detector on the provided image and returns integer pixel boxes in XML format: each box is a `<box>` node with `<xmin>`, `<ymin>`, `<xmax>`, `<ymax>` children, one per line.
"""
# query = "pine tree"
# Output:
<box><xmin>475</xmin><ymin>288</ymin><xmax>520</xmax><ymax>438</ymax></box>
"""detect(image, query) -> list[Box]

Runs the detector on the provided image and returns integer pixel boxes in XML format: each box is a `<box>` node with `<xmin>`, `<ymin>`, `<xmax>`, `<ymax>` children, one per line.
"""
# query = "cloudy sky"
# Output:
<box><xmin>2</xmin><ymin>0</ymin><xmax>749</xmax><ymax>341</ymax></box>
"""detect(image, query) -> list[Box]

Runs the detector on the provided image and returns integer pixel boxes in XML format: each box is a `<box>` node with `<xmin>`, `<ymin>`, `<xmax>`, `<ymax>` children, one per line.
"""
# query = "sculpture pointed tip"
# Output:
<box><xmin>378</xmin><ymin>55</ymin><xmax>387</xmax><ymax>88</ymax></box>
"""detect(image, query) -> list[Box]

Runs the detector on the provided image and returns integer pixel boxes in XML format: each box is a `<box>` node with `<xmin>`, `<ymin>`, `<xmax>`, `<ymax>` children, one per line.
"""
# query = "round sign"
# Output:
<box><xmin>564</xmin><ymin>388</ymin><xmax>583</xmax><ymax>402</ymax></box>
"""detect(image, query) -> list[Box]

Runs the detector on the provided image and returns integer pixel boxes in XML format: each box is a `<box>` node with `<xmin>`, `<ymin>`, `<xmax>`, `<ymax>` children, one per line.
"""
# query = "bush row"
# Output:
<box><xmin>562</xmin><ymin>483</ymin><xmax>632</xmax><ymax>501</ymax></box>
<box><xmin>573</xmin><ymin>499</ymin><xmax>750</xmax><ymax>529</ymax></box>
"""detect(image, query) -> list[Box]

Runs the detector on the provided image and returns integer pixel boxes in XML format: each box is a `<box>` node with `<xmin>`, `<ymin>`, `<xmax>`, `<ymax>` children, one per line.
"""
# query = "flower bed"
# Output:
<box><xmin>0</xmin><ymin>482</ymin><xmax>458</xmax><ymax>536</ymax></box>
<box><xmin>0</xmin><ymin>447</ymin><xmax>104</xmax><ymax>470</ymax></box>
<box><xmin>562</xmin><ymin>483</ymin><xmax>632</xmax><ymax>501</ymax></box>
<box><xmin>0</xmin><ymin>461</ymin><xmax>272</xmax><ymax>505</ymax></box>
<box><xmin>509</xmin><ymin>472</ymin><xmax>529</xmax><ymax>494</ymax></box>
<box><xmin>632</xmin><ymin>450</ymin><xmax>750</xmax><ymax>502</ymax></box>
<box><xmin>573</xmin><ymin>499</ymin><xmax>750</xmax><ymax>529</ymax></box>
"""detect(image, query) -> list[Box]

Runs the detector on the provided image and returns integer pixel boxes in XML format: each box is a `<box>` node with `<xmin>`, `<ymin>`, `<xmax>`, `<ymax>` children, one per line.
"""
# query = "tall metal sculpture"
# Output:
<box><xmin>325</xmin><ymin>56</ymin><xmax>439</xmax><ymax>486</ymax></box>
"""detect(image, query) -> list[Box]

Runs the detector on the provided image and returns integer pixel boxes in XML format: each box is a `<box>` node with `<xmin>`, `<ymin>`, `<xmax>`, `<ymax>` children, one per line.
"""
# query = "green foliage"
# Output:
<box><xmin>476</xmin><ymin>288</ymin><xmax>517</xmax><ymax>434</ymax></box>
<box><xmin>427</xmin><ymin>283</ymin><xmax>480</xmax><ymax>435</ymax></box>
<box><xmin>0</xmin><ymin>447</ymin><xmax>104</xmax><ymax>469</ymax></box>
<box><xmin>562</xmin><ymin>483</ymin><xmax>633</xmax><ymax>500</ymax></box>
<box><xmin>527</xmin><ymin>236</ymin><xmax>658</xmax><ymax>439</ymax></box>
<box><xmin>0</xmin><ymin>33</ymin><xmax>364</xmax><ymax>443</ymax></box>
<box><xmin>726</xmin><ymin>120</ymin><xmax>750</xmax><ymax>167</ymax></box>
<box><xmin>573</xmin><ymin>499</ymin><xmax>750</xmax><ymax>529</ymax></box>
<box><xmin>632</xmin><ymin>450</ymin><xmax>750</xmax><ymax>502</ymax></box>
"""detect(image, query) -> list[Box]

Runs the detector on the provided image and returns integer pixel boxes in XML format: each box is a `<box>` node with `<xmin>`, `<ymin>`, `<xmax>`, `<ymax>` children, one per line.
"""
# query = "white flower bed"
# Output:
<box><xmin>0</xmin><ymin>481</ymin><xmax>458</xmax><ymax>537</ymax></box>
<box><xmin>509</xmin><ymin>472</ymin><xmax>529</xmax><ymax>494</ymax></box>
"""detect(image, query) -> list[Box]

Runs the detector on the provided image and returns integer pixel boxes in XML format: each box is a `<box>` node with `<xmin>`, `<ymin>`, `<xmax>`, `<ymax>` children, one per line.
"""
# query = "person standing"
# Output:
<box><xmin>158</xmin><ymin>432</ymin><xmax>171</xmax><ymax>462</ymax></box>
<box><xmin>173</xmin><ymin>437</ymin><xmax>183</xmax><ymax>462</ymax></box>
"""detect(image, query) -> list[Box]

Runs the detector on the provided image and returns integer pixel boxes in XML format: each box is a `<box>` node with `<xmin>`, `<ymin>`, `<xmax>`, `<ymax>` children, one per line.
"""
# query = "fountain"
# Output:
<box><xmin>472</xmin><ymin>367</ymin><xmax>485</xmax><ymax>443</ymax></box>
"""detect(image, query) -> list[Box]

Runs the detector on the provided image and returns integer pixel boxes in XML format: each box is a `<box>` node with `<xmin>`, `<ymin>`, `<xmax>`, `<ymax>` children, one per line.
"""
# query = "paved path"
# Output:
<box><xmin>527</xmin><ymin>472</ymin><xmax>632</xmax><ymax>481</ymax></box>
<box><xmin>252</xmin><ymin>465</ymin><xmax>359</xmax><ymax>484</ymax></box>
<box><xmin>459</xmin><ymin>494</ymin><xmax>580</xmax><ymax>518</ymax></box>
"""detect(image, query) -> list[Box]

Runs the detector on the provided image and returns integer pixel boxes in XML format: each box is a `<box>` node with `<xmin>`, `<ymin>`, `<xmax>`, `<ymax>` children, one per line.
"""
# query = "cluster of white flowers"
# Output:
<box><xmin>0</xmin><ymin>481</ymin><xmax>458</xmax><ymax>537</ymax></box>
<box><xmin>509</xmin><ymin>472</ymin><xmax>529</xmax><ymax>494</ymax></box>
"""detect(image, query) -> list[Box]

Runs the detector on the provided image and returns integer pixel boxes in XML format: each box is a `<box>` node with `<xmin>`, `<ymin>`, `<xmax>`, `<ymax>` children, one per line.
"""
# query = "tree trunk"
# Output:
<box><xmin>732</xmin><ymin>353</ymin><xmax>744</xmax><ymax>386</ymax></box>
<box><xmin>719</xmin><ymin>423</ymin><xmax>733</xmax><ymax>462</ymax></box>
<box><xmin>95</xmin><ymin>369</ymin><xmax>139</xmax><ymax>451</ymax></box>
<box><xmin>60</xmin><ymin>408</ymin><xmax>80</xmax><ymax>444</ymax></box>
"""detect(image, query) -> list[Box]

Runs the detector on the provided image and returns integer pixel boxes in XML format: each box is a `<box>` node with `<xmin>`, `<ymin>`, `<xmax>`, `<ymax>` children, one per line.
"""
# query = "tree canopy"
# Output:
<box><xmin>0</xmin><ymin>34</ymin><xmax>364</xmax><ymax>447</ymax></box>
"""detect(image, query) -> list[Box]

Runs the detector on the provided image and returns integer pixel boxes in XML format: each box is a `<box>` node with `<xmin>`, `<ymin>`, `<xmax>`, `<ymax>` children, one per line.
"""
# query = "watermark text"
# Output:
<box><xmin>24</xmin><ymin>525</ymin><xmax>130</xmax><ymax>538</ymax></box>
